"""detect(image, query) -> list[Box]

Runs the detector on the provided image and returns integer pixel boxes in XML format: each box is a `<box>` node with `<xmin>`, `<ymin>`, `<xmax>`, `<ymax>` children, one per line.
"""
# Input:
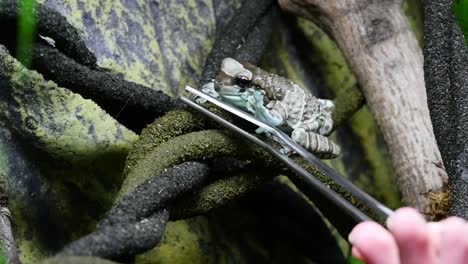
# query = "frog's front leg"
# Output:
<box><xmin>291</xmin><ymin>128</ymin><xmax>341</xmax><ymax>158</ymax></box>
<box><xmin>196</xmin><ymin>82</ymin><xmax>220</xmax><ymax>104</ymax></box>
<box><xmin>248</xmin><ymin>91</ymin><xmax>285</xmax><ymax>138</ymax></box>
<box><xmin>250</xmin><ymin>90</ymin><xmax>284</xmax><ymax>127</ymax></box>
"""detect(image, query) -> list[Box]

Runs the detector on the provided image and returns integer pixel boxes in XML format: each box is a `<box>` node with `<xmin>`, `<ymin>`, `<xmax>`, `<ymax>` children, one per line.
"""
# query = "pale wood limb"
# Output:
<box><xmin>279</xmin><ymin>0</ymin><xmax>450</xmax><ymax>215</ymax></box>
<box><xmin>0</xmin><ymin>207</ymin><xmax>19</xmax><ymax>264</ymax></box>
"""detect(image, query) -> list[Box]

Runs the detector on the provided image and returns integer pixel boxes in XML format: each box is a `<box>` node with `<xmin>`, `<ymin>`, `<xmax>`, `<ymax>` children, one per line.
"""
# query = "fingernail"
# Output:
<box><xmin>427</xmin><ymin>222</ymin><xmax>441</xmax><ymax>252</ymax></box>
<box><xmin>386</xmin><ymin>216</ymin><xmax>394</xmax><ymax>229</ymax></box>
<box><xmin>348</xmin><ymin>231</ymin><xmax>355</xmax><ymax>244</ymax></box>
<box><xmin>351</xmin><ymin>246</ymin><xmax>364</xmax><ymax>261</ymax></box>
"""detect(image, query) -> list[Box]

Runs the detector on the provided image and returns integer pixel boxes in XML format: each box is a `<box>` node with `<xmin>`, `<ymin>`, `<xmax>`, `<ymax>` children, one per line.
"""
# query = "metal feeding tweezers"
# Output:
<box><xmin>180</xmin><ymin>85</ymin><xmax>394</xmax><ymax>222</ymax></box>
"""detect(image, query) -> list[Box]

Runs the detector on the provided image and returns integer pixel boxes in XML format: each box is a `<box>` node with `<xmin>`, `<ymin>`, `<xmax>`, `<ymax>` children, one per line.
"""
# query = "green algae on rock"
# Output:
<box><xmin>40</xmin><ymin>256</ymin><xmax>118</xmax><ymax>264</ymax></box>
<box><xmin>0</xmin><ymin>45</ymin><xmax>137</xmax><ymax>263</ymax></box>
<box><xmin>42</xmin><ymin>0</ymin><xmax>218</xmax><ymax>96</ymax></box>
<box><xmin>0</xmin><ymin>46</ymin><xmax>137</xmax><ymax>163</ymax></box>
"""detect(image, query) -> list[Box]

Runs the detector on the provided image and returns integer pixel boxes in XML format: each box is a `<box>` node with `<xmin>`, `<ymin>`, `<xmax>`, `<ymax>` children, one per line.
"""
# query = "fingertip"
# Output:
<box><xmin>388</xmin><ymin>207</ymin><xmax>434</xmax><ymax>263</ymax></box>
<box><xmin>349</xmin><ymin>221</ymin><xmax>399</xmax><ymax>264</ymax></box>
<box><xmin>387</xmin><ymin>207</ymin><xmax>426</xmax><ymax>237</ymax></box>
<box><xmin>351</xmin><ymin>246</ymin><xmax>364</xmax><ymax>261</ymax></box>
<box><xmin>427</xmin><ymin>222</ymin><xmax>442</xmax><ymax>255</ymax></box>
<box><xmin>439</xmin><ymin>217</ymin><xmax>468</xmax><ymax>263</ymax></box>
<box><xmin>348</xmin><ymin>221</ymin><xmax>382</xmax><ymax>244</ymax></box>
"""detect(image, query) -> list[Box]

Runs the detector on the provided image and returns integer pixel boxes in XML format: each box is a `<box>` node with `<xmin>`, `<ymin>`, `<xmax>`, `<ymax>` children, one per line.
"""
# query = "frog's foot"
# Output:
<box><xmin>246</xmin><ymin>99</ymin><xmax>255</xmax><ymax>114</ymax></box>
<box><xmin>255</xmin><ymin>127</ymin><xmax>273</xmax><ymax>138</ymax></box>
<box><xmin>246</xmin><ymin>90</ymin><xmax>266</xmax><ymax>112</ymax></box>
<box><xmin>317</xmin><ymin>117</ymin><xmax>333</xmax><ymax>136</ymax></box>
<box><xmin>291</xmin><ymin>128</ymin><xmax>341</xmax><ymax>158</ymax></box>
<box><xmin>249</xmin><ymin>91</ymin><xmax>284</xmax><ymax>127</ymax></box>
<box><xmin>253</xmin><ymin>90</ymin><xmax>265</xmax><ymax>109</ymax></box>
<box><xmin>257</xmin><ymin>132</ymin><xmax>293</xmax><ymax>155</ymax></box>
<box><xmin>279</xmin><ymin>146</ymin><xmax>294</xmax><ymax>156</ymax></box>
<box><xmin>318</xmin><ymin>99</ymin><xmax>335</xmax><ymax>112</ymax></box>
<box><xmin>295</xmin><ymin>120</ymin><xmax>320</xmax><ymax>133</ymax></box>
<box><xmin>301</xmin><ymin>116</ymin><xmax>333</xmax><ymax>136</ymax></box>
<box><xmin>195</xmin><ymin>82</ymin><xmax>219</xmax><ymax>104</ymax></box>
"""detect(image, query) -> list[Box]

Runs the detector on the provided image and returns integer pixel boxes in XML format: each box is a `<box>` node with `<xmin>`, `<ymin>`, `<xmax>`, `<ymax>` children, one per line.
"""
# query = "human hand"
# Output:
<box><xmin>348</xmin><ymin>207</ymin><xmax>468</xmax><ymax>264</ymax></box>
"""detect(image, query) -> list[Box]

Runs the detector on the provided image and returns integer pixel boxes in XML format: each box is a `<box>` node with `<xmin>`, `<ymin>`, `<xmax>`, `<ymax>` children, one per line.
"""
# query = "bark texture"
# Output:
<box><xmin>280</xmin><ymin>0</ymin><xmax>449</xmax><ymax>213</ymax></box>
<box><xmin>0</xmin><ymin>208</ymin><xmax>18</xmax><ymax>264</ymax></box>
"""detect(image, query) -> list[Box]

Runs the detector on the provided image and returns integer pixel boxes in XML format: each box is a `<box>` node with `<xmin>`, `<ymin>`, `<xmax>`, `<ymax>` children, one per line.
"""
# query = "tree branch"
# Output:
<box><xmin>280</xmin><ymin>0</ymin><xmax>449</xmax><ymax>214</ymax></box>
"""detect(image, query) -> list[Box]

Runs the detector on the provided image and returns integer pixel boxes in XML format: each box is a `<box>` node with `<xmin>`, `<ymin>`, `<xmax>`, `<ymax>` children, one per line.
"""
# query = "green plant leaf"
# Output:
<box><xmin>0</xmin><ymin>245</ymin><xmax>6</xmax><ymax>264</ymax></box>
<box><xmin>349</xmin><ymin>255</ymin><xmax>365</xmax><ymax>264</ymax></box>
<box><xmin>455</xmin><ymin>0</ymin><xmax>468</xmax><ymax>44</ymax></box>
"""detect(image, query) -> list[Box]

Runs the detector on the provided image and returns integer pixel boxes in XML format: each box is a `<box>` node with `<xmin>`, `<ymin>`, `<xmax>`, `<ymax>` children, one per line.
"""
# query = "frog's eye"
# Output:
<box><xmin>236</xmin><ymin>76</ymin><xmax>251</xmax><ymax>88</ymax></box>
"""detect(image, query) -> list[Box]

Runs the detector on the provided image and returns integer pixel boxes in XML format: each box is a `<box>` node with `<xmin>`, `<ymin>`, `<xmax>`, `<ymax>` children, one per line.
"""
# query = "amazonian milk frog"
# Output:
<box><xmin>198</xmin><ymin>58</ymin><xmax>340</xmax><ymax>158</ymax></box>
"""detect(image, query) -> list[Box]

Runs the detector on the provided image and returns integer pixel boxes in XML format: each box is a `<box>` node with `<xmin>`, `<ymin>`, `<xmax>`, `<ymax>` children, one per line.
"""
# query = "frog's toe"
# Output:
<box><xmin>319</xmin><ymin>99</ymin><xmax>335</xmax><ymax>112</ymax></box>
<box><xmin>201</xmin><ymin>82</ymin><xmax>220</xmax><ymax>97</ymax></box>
<box><xmin>280</xmin><ymin>147</ymin><xmax>294</xmax><ymax>156</ymax></box>
<box><xmin>291</xmin><ymin>128</ymin><xmax>310</xmax><ymax>152</ymax></box>
<box><xmin>252</xmin><ymin>91</ymin><xmax>265</xmax><ymax>106</ymax></box>
<box><xmin>246</xmin><ymin>101</ymin><xmax>255</xmax><ymax>114</ymax></box>
<box><xmin>195</xmin><ymin>97</ymin><xmax>207</xmax><ymax>104</ymax></box>
<box><xmin>318</xmin><ymin>119</ymin><xmax>333</xmax><ymax>135</ymax></box>
<box><xmin>291</xmin><ymin>128</ymin><xmax>307</xmax><ymax>145</ymax></box>
<box><xmin>299</xmin><ymin>120</ymin><xmax>319</xmax><ymax>132</ymax></box>
<box><xmin>255</xmin><ymin>127</ymin><xmax>273</xmax><ymax>137</ymax></box>
<box><xmin>253</xmin><ymin>90</ymin><xmax>262</xmax><ymax>100</ymax></box>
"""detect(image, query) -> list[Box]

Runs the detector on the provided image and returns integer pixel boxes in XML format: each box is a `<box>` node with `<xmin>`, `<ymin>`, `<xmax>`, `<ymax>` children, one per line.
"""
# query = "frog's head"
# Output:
<box><xmin>212</xmin><ymin>58</ymin><xmax>265</xmax><ymax>110</ymax></box>
<box><xmin>216</xmin><ymin>58</ymin><xmax>253</xmax><ymax>90</ymax></box>
<box><xmin>199</xmin><ymin>58</ymin><xmax>268</xmax><ymax>110</ymax></box>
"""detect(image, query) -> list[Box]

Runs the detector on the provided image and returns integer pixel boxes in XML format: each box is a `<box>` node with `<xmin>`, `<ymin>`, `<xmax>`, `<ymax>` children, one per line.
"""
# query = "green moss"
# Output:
<box><xmin>119</xmin><ymin>129</ymin><xmax>265</xmax><ymax>198</ymax></box>
<box><xmin>349</xmin><ymin>107</ymin><xmax>401</xmax><ymax>208</ymax></box>
<box><xmin>123</xmin><ymin>107</ymin><xmax>275</xmax><ymax>219</ymax></box>
<box><xmin>297</xmin><ymin>19</ymin><xmax>357</xmax><ymax>94</ymax></box>
<box><xmin>40</xmin><ymin>256</ymin><xmax>118</xmax><ymax>264</ymax></box>
<box><xmin>123</xmin><ymin>109</ymin><xmax>206</xmax><ymax>176</ymax></box>
<box><xmin>171</xmin><ymin>170</ymin><xmax>271</xmax><ymax>219</ymax></box>
<box><xmin>455</xmin><ymin>0</ymin><xmax>468</xmax><ymax>45</ymax></box>
<box><xmin>8</xmin><ymin>201</ymin><xmax>46</xmax><ymax>263</ymax></box>
<box><xmin>271</xmin><ymin>39</ymin><xmax>307</xmax><ymax>88</ymax></box>
<box><xmin>137</xmin><ymin>214</ymin><xmax>252</xmax><ymax>264</ymax></box>
<box><xmin>403</xmin><ymin>0</ymin><xmax>424</xmax><ymax>46</ymax></box>
<box><xmin>137</xmin><ymin>220</ymin><xmax>209</xmax><ymax>264</ymax></box>
<box><xmin>259</xmin><ymin>26</ymin><xmax>308</xmax><ymax>89</ymax></box>
<box><xmin>0</xmin><ymin>245</ymin><xmax>5</xmax><ymax>264</ymax></box>
<box><xmin>293</xmin><ymin>157</ymin><xmax>377</xmax><ymax>219</ymax></box>
<box><xmin>296</xmin><ymin>18</ymin><xmax>364</xmax><ymax>127</ymax></box>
